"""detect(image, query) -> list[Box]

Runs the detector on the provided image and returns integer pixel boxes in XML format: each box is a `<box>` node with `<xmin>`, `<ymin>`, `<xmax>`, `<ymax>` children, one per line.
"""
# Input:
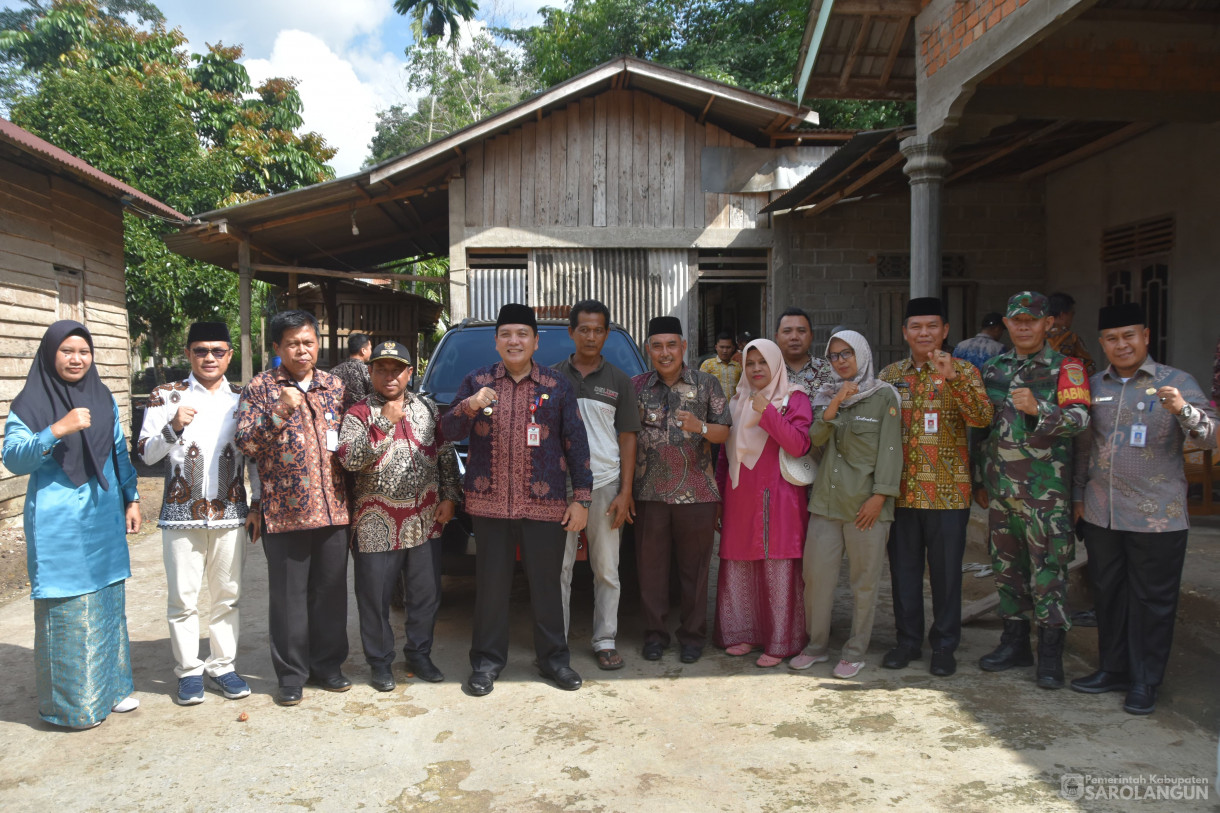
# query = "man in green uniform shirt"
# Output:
<box><xmin>972</xmin><ymin>291</ymin><xmax>1090</xmax><ymax>689</ymax></box>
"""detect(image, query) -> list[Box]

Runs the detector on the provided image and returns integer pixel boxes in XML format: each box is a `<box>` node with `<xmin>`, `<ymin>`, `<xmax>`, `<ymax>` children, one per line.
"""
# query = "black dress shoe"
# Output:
<box><xmin>276</xmin><ymin>685</ymin><xmax>303</xmax><ymax>706</ymax></box>
<box><xmin>370</xmin><ymin>666</ymin><xmax>395</xmax><ymax>692</ymax></box>
<box><xmin>307</xmin><ymin>673</ymin><xmax>353</xmax><ymax>692</ymax></box>
<box><xmin>1070</xmin><ymin>670</ymin><xmax>1129</xmax><ymax>694</ymax></box>
<box><xmin>466</xmin><ymin>671</ymin><xmax>495</xmax><ymax>697</ymax></box>
<box><xmin>679</xmin><ymin>645</ymin><xmax>702</xmax><ymax>664</ymax></box>
<box><xmin>882</xmin><ymin>646</ymin><xmax>922</xmax><ymax>670</ymax></box>
<box><xmin>1123</xmin><ymin>683</ymin><xmax>1157</xmax><ymax>715</ymax></box>
<box><xmin>929</xmin><ymin>649</ymin><xmax>956</xmax><ymax>677</ymax></box>
<box><xmin>540</xmin><ymin>666</ymin><xmax>583</xmax><ymax>691</ymax></box>
<box><xmin>407</xmin><ymin>657</ymin><xmax>445</xmax><ymax>683</ymax></box>
<box><xmin>642</xmin><ymin>642</ymin><xmax>664</xmax><ymax>661</ymax></box>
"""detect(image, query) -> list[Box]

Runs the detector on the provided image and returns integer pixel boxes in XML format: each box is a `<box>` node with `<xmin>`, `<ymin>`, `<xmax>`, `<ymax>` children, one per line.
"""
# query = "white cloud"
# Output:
<box><xmin>245</xmin><ymin>30</ymin><xmax>384</xmax><ymax>176</ymax></box>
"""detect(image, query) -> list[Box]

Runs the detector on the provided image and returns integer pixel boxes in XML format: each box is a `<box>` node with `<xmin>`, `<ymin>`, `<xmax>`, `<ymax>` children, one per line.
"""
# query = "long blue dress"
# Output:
<box><xmin>2</xmin><ymin>399</ymin><xmax>139</xmax><ymax>727</ymax></box>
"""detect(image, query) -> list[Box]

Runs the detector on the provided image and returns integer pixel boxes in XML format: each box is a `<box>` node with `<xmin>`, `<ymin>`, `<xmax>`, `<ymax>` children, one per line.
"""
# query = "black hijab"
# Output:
<box><xmin>10</xmin><ymin>320</ymin><xmax>116</xmax><ymax>490</ymax></box>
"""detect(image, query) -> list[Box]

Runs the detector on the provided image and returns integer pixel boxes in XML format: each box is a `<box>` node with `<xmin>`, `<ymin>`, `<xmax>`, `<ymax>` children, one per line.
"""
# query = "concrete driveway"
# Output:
<box><xmin>0</xmin><ymin>518</ymin><xmax>1216</xmax><ymax>812</ymax></box>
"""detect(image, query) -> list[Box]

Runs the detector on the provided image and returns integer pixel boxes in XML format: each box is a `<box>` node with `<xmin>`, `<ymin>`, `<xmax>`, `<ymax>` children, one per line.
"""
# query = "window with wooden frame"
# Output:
<box><xmin>54</xmin><ymin>266</ymin><xmax>84</xmax><ymax>322</ymax></box>
<box><xmin>1102</xmin><ymin>216</ymin><xmax>1173</xmax><ymax>364</ymax></box>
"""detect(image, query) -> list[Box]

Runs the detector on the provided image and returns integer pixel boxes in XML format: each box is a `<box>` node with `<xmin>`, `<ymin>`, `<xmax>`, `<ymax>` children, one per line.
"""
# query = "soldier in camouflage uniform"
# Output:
<box><xmin>971</xmin><ymin>291</ymin><xmax>1090</xmax><ymax>689</ymax></box>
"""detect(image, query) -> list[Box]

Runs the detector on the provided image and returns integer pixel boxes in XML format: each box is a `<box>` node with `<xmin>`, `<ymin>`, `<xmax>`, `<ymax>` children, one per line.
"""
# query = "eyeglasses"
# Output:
<box><xmin>827</xmin><ymin>349</ymin><xmax>855</xmax><ymax>363</ymax></box>
<box><xmin>191</xmin><ymin>347</ymin><xmax>230</xmax><ymax>359</ymax></box>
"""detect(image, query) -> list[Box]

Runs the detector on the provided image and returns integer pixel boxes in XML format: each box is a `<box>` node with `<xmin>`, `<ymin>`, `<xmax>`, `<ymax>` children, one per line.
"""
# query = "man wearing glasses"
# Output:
<box><xmin>138</xmin><ymin>322</ymin><xmax>262</xmax><ymax>706</ymax></box>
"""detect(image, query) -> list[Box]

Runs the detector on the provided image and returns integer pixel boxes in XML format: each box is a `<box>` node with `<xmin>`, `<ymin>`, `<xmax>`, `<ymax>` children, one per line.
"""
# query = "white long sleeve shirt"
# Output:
<box><xmin>138</xmin><ymin>374</ymin><xmax>260</xmax><ymax>529</ymax></box>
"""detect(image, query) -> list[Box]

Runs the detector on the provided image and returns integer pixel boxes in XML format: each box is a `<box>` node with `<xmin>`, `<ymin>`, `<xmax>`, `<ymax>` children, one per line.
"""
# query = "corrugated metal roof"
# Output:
<box><xmin>0</xmin><ymin>117</ymin><xmax>188</xmax><ymax>222</ymax></box>
<box><xmin>165</xmin><ymin>57</ymin><xmax>819</xmax><ymax>275</ymax></box>
<box><xmin>795</xmin><ymin>0</ymin><xmax>919</xmax><ymax>104</ymax></box>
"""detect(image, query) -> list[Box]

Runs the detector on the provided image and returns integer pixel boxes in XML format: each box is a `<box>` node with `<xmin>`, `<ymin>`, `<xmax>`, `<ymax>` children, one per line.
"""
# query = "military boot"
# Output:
<box><xmin>1035</xmin><ymin>626</ymin><xmax>1066</xmax><ymax>689</ymax></box>
<box><xmin>978</xmin><ymin>618</ymin><xmax>1034</xmax><ymax>672</ymax></box>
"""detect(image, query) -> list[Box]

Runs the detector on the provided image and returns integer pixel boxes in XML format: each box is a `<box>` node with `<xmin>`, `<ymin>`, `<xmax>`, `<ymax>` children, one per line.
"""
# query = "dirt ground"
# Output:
<box><xmin>0</xmin><ymin>468</ymin><xmax>1217</xmax><ymax>811</ymax></box>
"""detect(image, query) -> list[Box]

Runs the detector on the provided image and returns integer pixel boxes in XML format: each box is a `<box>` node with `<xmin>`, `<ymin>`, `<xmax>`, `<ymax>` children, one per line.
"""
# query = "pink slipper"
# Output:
<box><xmin>726</xmin><ymin>643</ymin><xmax>753</xmax><ymax>656</ymax></box>
<box><xmin>756</xmin><ymin>654</ymin><xmax>783</xmax><ymax>668</ymax></box>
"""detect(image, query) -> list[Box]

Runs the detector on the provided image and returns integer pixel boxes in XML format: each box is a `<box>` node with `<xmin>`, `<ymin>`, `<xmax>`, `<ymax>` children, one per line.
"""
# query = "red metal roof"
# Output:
<box><xmin>0</xmin><ymin>117</ymin><xmax>188</xmax><ymax>222</ymax></box>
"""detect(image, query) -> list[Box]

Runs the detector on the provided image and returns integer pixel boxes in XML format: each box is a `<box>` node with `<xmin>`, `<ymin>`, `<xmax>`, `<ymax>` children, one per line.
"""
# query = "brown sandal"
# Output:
<box><xmin>595</xmin><ymin>649</ymin><xmax>625</xmax><ymax>670</ymax></box>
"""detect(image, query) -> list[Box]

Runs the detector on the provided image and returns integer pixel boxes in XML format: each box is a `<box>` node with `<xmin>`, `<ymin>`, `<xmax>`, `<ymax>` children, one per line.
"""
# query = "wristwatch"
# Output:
<box><xmin>1179</xmin><ymin>403</ymin><xmax>1194</xmax><ymax>419</ymax></box>
<box><xmin>700</xmin><ymin>422</ymin><xmax>708</xmax><ymax>435</ymax></box>
<box><xmin>577</xmin><ymin>500</ymin><xmax>592</xmax><ymax>509</ymax></box>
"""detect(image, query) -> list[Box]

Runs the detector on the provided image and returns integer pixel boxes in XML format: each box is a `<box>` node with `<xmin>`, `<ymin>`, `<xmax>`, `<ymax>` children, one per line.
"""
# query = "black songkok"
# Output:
<box><xmin>1098</xmin><ymin>302</ymin><xmax>1145</xmax><ymax>331</ymax></box>
<box><xmin>187</xmin><ymin>321</ymin><xmax>231</xmax><ymax>345</ymax></box>
<box><xmin>647</xmin><ymin>316</ymin><xmax>684</xmax><ymax>338</ymax></box>
<box><xmin>905</xmin><ymin>297</ymin><xmax>946</xmax><ymax>320</ymax></box>
<box><xmin>495</xmin><ymin>303</ymin><xmax>537</xmax><ymax>331</ymax></box>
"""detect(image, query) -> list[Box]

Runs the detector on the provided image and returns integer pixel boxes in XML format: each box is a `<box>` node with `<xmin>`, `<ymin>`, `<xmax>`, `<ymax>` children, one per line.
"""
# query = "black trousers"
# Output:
<box><xmin>635</xmin><ymin>501</ymin><xmax>717</xmax><ymax>649</ymax></box>
<box><xmin>887</xmin><ymin>507</ymin><xmax>971</xmax><ymax>653</ymax></box>
<box><xmin>352</xmin><ymin>538</ymin><xmax>442</xmax><ymax>668</ymax></box>
<box><xmin>263</xmin><ymin>526</ymin><xmax>349</xmax><ymax>688</ymax></box>
<box><xmin>469</xmin><ymin>516</ymin><xmax>570</xmax><ymax>676</ymax></box>
<box><xmin>1083</xmin><ymin>522</ymin><xmax>1188</xmax><ymax>686</ymax></box>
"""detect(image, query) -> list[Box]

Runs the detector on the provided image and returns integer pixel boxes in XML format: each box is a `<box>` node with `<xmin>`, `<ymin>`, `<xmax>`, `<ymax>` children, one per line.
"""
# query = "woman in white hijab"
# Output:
<box><xmin>790</xmin><ymin>330</ymin><xmax>902</xmax><ymax>678</ymax></box>
<box><xmin>714</xmin><ymin>339</ymin><xmax>813</xmax><ymax>667</ymax></box>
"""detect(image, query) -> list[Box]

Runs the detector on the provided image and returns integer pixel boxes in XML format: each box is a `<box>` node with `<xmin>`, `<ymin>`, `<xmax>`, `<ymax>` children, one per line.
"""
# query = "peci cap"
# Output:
<box><xmin>369</xmin><ymin>340</ymin><xmax>412</xmax><ymax>366</ymax></box>
<box><xmin>981</xmin><ymin>312</ymin><xmax>1004</xmax><ymax>328</ymax></box>
<box><xmin>496</xmin><ymin>303</ymin><xmax>537</xmax><ymax>331</ymax></box>
<box><xmin>905</xmin><ymin>297</ymin><xmax>946</xmax><ymax>320</ymax></box>
<box><xmin>1097</xmin><ymin>301</ymin><xmax>1146</xmax><ymax>332</ymax></box>
<box><xmin>187</xmin><ymin>321</ymin><xmax>231</xmax><ymax>345</ymax></box>
<box><xmin>647</xmin><ymin>316</ymin><xmax>684</xmax><ymax>338</ymax></box>
<box><xmin>1006</xmin><ymin>291</ymin><xmax>1049</xmax><ymax>319</ymax></box>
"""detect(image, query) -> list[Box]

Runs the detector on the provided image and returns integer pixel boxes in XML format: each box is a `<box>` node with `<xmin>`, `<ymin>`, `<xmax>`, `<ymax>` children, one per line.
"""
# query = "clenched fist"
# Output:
<box><xmin>380</xmin><ymin>398</ymin><xmax>405</xmax><ymax>425</ymax></box>
<box><xmin>278</xmin><ymin>385</ymin><xmax>304</xmax><ymax>411</ymax></box>
<box><xmin>51</xmin><ymin>407</ymin><xmax>91</xmax><ymax>439</ymax></box>
<box><xmin>1011</xmin><ymin>387</ymin><xmax>1038</xmax><ymax>416</ymax></box>
<box><xmin>469</xmin><ymin>386</ymin><xmax>498</xmax><ymax>413</ymax></box>
<box><xmin>171</xmin><ymin>405</ymin><xmax>197</xmax><ymax>433</ymax></box>
<box><xmin>932</xmin><ymin>349</ymin><xmax>958</xmax><ymax>381</ymax></box>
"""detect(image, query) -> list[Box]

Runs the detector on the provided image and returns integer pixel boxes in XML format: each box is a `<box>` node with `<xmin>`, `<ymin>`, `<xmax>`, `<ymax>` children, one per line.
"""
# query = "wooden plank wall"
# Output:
<box><xmin>0</xmin><ymin>156</ymin><xmax>132</xmax><ymax>520</ymax></box>
<box><xmin>465</xmin><ymin>89</ymin><xmax>768</xmax><ymax>232</ymax></box>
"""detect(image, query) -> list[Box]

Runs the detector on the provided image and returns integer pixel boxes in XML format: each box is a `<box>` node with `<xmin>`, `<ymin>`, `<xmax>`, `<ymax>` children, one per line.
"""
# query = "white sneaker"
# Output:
<box><xmin>789</xmin><ymin>652</ymin><xmax>830</xmax><ymax>670</ymax></box>
<box><xmin>832</xmin><ymin>660</ymin><xmax>864</xmax><ymax>679</ymax></box>
<box><xmin>112</xmin><ymin>695</ymin><xmax>140</xmax><ymax>713</ymax></box>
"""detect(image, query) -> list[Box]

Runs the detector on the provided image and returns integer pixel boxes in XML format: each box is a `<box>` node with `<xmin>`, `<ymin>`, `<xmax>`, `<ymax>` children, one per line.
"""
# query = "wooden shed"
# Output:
<box><xmin>164</xmin><ymin>58</ymin><xmax>839</xmax><ymax>364</ymax></box>
<box><xmin>0</xmin><ymin>118</ymin><xmax>187</xmax><ymax>521</ymax></box>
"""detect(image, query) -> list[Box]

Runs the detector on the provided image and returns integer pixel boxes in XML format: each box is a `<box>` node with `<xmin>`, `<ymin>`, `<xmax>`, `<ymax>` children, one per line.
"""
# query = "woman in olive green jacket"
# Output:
<box><xmin>792</xmin><ymin>330</ymin><xmax>902</xmax><ymax>678</ymax></box>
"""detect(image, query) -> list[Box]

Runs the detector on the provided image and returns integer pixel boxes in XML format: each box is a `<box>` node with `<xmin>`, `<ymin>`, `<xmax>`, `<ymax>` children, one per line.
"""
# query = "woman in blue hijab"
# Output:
<box><xmin>3</xmin><ymin>320</ymin><xmax>142</xmax><ymax>728</ymax></box>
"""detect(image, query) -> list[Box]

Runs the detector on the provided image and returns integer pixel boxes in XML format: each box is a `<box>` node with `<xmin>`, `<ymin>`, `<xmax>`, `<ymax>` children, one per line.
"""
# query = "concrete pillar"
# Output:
<box><xmin>901</xmin><ymin>134</ymin><xmax>951</xmax><ymax>299</ymax></box>
<box><xmin>448</xmin><ymin>179</ymin><xmax>468</xmax><ymax>323</ymax></box>
<box><xmin>238</xmin><ymin>239</ymin><xmax>253</xmax><ymax>383</ymax></box>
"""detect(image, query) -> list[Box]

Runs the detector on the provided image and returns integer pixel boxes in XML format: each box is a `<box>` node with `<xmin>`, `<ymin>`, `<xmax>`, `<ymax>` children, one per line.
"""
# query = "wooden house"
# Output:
<box><xmin>164</xmin><ymin>59</ymin><xmax>837</xmax><ymax>364</ymax></box>
<box><xmin>0</xmin><ymin>118</ymin><xmax>186</xmax><ymax>521</ymax></box>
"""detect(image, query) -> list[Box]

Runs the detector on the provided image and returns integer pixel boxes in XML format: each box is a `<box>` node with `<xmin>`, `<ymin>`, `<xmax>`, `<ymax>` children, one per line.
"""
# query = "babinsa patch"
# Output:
<box><xmin>1056</xmin><ymin>359</ymin><xmax>1090</xmax><ymax>407</ymax></box>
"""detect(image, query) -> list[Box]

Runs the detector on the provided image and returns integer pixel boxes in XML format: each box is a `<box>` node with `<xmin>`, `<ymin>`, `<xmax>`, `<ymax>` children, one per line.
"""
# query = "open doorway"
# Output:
<box><xmin>696</xmin><ymin>281</ymin><xmax>766</xmax><ymax>363</ymax></box>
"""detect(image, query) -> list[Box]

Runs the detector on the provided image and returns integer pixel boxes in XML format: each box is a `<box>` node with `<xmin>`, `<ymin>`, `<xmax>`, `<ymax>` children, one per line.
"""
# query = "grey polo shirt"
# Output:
<box><xmin>554</xmin><ymin>356</ymin><xmax>642</xmax><ymax>490</ymax></box>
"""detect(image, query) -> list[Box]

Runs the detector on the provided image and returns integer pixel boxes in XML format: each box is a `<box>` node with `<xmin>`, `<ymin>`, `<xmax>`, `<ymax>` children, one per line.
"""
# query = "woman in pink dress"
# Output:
<box><xmin>714</xmin><ymin>338</ymin><xmax>812</xmax><ymax>667</ymax></box>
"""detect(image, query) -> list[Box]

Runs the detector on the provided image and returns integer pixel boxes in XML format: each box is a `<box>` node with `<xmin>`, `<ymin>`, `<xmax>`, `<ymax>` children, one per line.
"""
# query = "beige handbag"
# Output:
<box><xmin>777</xmin><ymin>394</ymin><xmax>817</xmax><ymax>486</ymax></box>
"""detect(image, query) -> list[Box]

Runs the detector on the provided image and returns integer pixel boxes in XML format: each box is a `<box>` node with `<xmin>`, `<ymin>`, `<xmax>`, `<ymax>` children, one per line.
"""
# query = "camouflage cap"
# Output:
<box><xmin>1006</xmin><ymin>291</ymin><xmax>1049</xmax><ymax>319</ymax></box>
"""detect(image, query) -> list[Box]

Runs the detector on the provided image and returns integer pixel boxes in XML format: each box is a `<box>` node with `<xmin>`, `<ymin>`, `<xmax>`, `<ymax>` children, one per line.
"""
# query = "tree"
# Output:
<box><xmin>392</xmin><ymin>0</ymin><xmax>478</xmax><ymax>46</ymax></box>
<box><xmin>1</xmin><ymin>1</ymin><xmax>337</xmax><ymax>380</ymax></box>
<box><xmin>367</xmin><ymin>31</ymin><xmax>528</xmax><ymax>164</ymax></box>
<box><xmin>502</xmin><ymin>0</ymin><xmax>913</xmax><ymax>130</ymax></box>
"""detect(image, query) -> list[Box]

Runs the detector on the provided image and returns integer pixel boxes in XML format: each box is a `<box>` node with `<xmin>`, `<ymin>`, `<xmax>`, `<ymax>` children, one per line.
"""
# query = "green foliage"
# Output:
<box><xmin>367</xmin><ymin>32</ymin><xmax>528</xmax><ymax>164</ymax></box>
<box><xmin>1</xmin><ymin>0</ymin><xmax>338</xmax><ymax>379</ymax></box>
<box><xmin>392</xmin><ymin>0</ymin><xmax>478</xmax><ymax>45</ymax></box>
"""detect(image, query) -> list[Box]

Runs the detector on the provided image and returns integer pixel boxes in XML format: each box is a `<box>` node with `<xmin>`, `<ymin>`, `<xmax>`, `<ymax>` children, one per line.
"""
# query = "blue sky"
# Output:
<box><xmin>3</xmin><ymin>0</ymin><xmax>543</xmax><ymax>174</ymax></box>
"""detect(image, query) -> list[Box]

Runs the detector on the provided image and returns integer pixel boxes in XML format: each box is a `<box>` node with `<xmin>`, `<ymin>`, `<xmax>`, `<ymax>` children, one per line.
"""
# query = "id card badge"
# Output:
<box><xmin>526</xmin><ymin>424</ymin><xmax>541</xmax><ymax>447</ymax></box>
<box><xmin>924</xmin><ymin>412</ymin><xmax>939</xmax><ymax>435</ymax></box>
<box><xmin>1130</xmin><ymin>424</ymin><xmax>1147</xmax><ymax>447</ymax></box>
<box><xmin>325</xmin><ymin>429</ymin><xmax>339</xmax><ymax>451</ymax></box>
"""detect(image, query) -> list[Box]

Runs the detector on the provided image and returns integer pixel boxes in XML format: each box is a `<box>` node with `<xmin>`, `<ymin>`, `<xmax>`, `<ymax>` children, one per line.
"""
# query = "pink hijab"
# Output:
<box><xmin>726</xmin><ymin>338</ymin><xmax>790</xmax><ymax>488</ymax></box>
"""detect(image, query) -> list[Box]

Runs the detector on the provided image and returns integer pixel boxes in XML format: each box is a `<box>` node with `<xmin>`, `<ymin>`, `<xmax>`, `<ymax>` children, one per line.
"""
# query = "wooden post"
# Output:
<box><xmin>238</xmin><ymin>239</ymin><xmax>253</xmax><ymax>383</ymax></box>
<box><xmin>322</xmin><ymin>280</ymin><xmax>339</xmax><ymax>367</ymax></box>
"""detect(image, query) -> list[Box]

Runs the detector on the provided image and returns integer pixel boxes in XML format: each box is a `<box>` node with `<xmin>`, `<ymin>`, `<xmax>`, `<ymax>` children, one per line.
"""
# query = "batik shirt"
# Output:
<box><xmin>138</xmin><ymin>374</ymin><xmax>260</xmax><ymax>528</ymax></box>
<box><xmin>786</xmin><ymin>355</ymin><xmax>834</xmax><ymax>398</ymax></box>
<box><xmin>337</xmin><ymin>391</ymin><xmax>461</xmax><ymax>551</ymax></box>
<box><xmin>329</xmin><ymin>358</ymin><xmax>371</xmax><ymax>412</ymax></box>
<box><xmin>699</xmin><ymin>356</ymin><xmax>743</xmax><ymax>401</ymax></box>
<box><xmin>235</xmin><ymin>366</ymin><xmax>350</xmax><ymax>534</ymax></box>
<box><xmin>632</xmin><ymin>366</ymin><xmax>732</xmax><ymax>504</ymax></box>
<box><xmin>1047</xmin><ymin>328</ymin><xmax>1096</xmax><ymax>376</ymax></box>
<box><xmin>1072</xmin><ymin>357</ymin><xmax>1215</xmax><ymax>533</ymax></box>
<box><xmin>879</xmin><ymin>357</ymin><xmax>992</xmax><ymax>510</ymax></box>
<box><xmin>440</xmin><ymin>362</ymin><xmax>592</xmax><ymax>523</ymax></box>
<box><xmin>971</xmin><ymin>344</ymin><xmax>1090</xmax><ymax>501</ymax></box>
<box><xmin>952</xmin><ymin>332</ymin><xmax>1006</xmax><ymax>372</ymax></box>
